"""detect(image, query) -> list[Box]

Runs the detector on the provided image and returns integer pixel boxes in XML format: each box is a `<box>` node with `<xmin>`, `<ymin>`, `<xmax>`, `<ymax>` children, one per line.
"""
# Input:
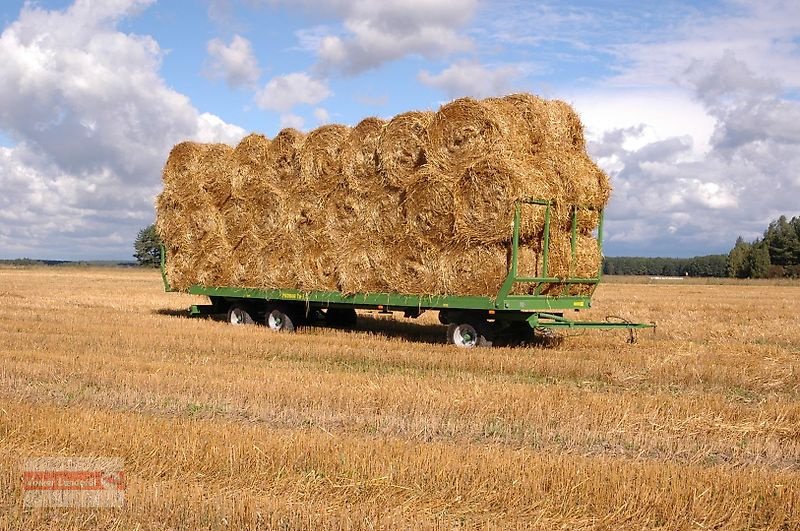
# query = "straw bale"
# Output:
<box><xmin>432</xmin><ymin>244</ymin><xmax>509</xmax><ymax>296</ymax></box>
<box><xmin>376</xmin><ymin>111</ymin><xmax>433</xmax><ymax>188</ymax></box>
<box><xmin>267</xmin><ymin>128</ymin><xmax>305</xmax><ymax>186</ymax></box>
<box><xmin>335</xmin><ymin>234</ymin><xmax>393</xmax><ymax>295</ymax></box>
<box><xmin>233</xmin><ymin>133</ymin><xmax>270</xmax><ymax>167</ymax></box>
<box><xmin>402</xmin><ymin>166</ymin><xmax>456</xmax><ymax>245</ymax></box>
<box><xmin>427</xmin><ymin>98</ymin><xmax>505</xmax><ymax>170</ymax></box>
<box><xmin>298</xmin><ymin>124</ymin><xmax>350</xmax><ymax>192</ymax></box>
<box><xmin>500</xmin><ymin>94</ymin><xmax>549</xmax><ymax>151</ymax></box>
<box><xmin>341</xmin><ymin>117</ymin><xmax>385</xmax><ymax>193</ymax></box>
<box><xmin>545</xmin><ymin>100</ymin><xmax>586</xmax><ymax>151</ymax></box>
<box><xmin>158</xmin><ymin>92</ymin><xmax>609</xmax><ymax>298</ymax></box>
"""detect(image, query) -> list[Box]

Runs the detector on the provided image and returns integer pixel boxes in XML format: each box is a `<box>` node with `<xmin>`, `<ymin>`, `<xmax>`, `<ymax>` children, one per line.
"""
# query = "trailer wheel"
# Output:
<box><xmin>265</xmin><ymin>306</ymin><xmax>297</xmax><ymax>332</ymax></box>
<box><xmin>227</xmin><ymin>304</ymin><xmax>255</xmax><ymax>326</ymax></box>
<box><xmin>447</xmin><ymin>321</ymin><xmax>493</xmax><ymax>348</ymax></box>
<box><xmin>326</xmin><ymin>308</ymin><xmax>357</xmax><ymax>328</ymax></box>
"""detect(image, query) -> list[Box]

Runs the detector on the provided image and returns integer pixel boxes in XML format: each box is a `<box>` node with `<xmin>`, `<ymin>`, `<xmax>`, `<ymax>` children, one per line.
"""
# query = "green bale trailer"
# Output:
<box><xmin>161</xmin><ymin>199</ymin><xmax>654</xmax><ymax>347</ymax></box>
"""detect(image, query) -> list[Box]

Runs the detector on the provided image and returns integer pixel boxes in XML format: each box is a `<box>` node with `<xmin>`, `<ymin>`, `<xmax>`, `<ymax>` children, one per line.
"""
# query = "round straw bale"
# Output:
<box><xmin>195</xmin><ymin>143</ymin><xmax>235</xmax><ymax>207</ymax></box>
<box><xmin>335</xmin><ymin>236</ymin><xmax>387</xmax><ymax>295</ymax></box>
<box><xmin>233</xmin><ymin>133</ymin><xmax>270</xmax><ymax>167</ymax></box>
<box><xmin>427</xmin><ymin>98</ymin><xmax>518</xmax><ymax>171</ymax></box>
<box><xmin>341</xmin><ymin>117</ymin><xmax>385</xmax><ymax>193</ymax></box>
<box><xmin>345</xmin><ymin>186</ymin><xmax>404</xmax><ymax>238</ymax></box>
<box><xmin>483</xmin><ymin>96</ymin><xmax>545</xmax><ymax>158</ymax></box>
<box><xmin>451</xmin><ymin>157</ymin><xmax>524</xmax><ymax>244</ymax></box>
<box><xmin>267</xmin><ymin>128</ymin><xmax>305</xmax><ymax>186</ymax></box>
<box><xmin>162</xmin><ymin>143</ymin><xmax>214</xmax><ymax>212</ymax></box>
<box><xmin>162</xmin><ymin>142</ymin><xmax>205</xmax><ymax>187</ymax></box>
<box><xmin>432</xmin><ymin>244</ymin><xmax>510</xmax><ymax>296</ymax></box>
<box><xmin>376</xmin><ymin>111</ymin><xmax>433</xmax><ymax>189</ymax></box>
<box><xmin>544</xmin><ymin>99</ymin><xmax>586</xmax><ymax>151</ymax></box>
<box><xmin>402</xmin><ymin>166</ymin><xmax>456</xmax><ymax>244</ymax></box>
<box><xmin>501</xmin><ymin>93</ymin><xmax>550</xmax><ymax>152</ymax></box>
<box><xmin>298</xmin><ymin>124</ymin><xmax>350</xmax><ymax>192</ymax></box>
<box><xmin>244</xmin><ymin>224</ymin><xmax>298</xmax><ymax>289</ymax></box>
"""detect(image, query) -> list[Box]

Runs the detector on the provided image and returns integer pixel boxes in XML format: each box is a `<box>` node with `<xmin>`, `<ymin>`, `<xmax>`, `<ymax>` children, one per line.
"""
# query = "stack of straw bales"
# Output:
<box><xmin>157</xmin><ymin>93</ymin><xmax>610</xmax><ymax>296</ymax></box>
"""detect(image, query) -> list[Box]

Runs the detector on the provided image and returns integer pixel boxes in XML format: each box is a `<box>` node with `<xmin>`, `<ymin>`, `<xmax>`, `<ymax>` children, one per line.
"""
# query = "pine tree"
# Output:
<box><xmin>133</xmin><ymin>224</ymin><xmax>162</xmax><ymax>267</ymax></box>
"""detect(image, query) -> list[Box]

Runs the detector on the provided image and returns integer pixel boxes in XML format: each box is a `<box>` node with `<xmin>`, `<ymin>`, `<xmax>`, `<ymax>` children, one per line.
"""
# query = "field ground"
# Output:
<box><xmin>0</xmin><ymin>266</ymin><xmax>799</xmax><ymax>529</ymax></box>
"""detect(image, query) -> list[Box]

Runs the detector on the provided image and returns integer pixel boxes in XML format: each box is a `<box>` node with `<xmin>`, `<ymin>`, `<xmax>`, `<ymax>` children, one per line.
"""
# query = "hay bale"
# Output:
<box><xmin>267</xmin><ymin>128</ymin><xmax>305</xmax><ymax>186</ymax></box>
<box><xmin>341</xmin><ymin>117</ymin><xmax>384</xmax><ymax>194</ymax></box>
<box><xmin>544</xmin><ymin>100</ymin><xmax>586</xmax><ymax>151</ymax></box>
<box><xmin>233</xmin><ymin>133</ymin><xmax>270</xmax><ymax>167</ymax></box>
<box><xmin>431</xmin><ymin>244</ymin><xmax>509</xmax><ymax>296</ymax></box>
<box><xmin>298</xmin><ymin>124</ymin><xmax>350</xmax><ymax>192</ymax></box>
<box><xmin>402</xmin><ymin>166</ymin><xmax>456</xmax><ymax>245</ymax></box>
<box><xmin>427</xmin><ymin>98</ymin><xmax>505</xmax><ymax>171</ymax></box>
<box><xmin>376</xmin><ymin>111</ymin><xmax>433</xmax><ymax>188</ymax></box>
<box><xmin>158</xmin><ymin>92</ymin><xmax>609</xmax><ymax>298</ymax></box>
<box><xmin>450</xmin><ymin>157</ymin><xmax>524</xmax><ymax>244</ymax></box>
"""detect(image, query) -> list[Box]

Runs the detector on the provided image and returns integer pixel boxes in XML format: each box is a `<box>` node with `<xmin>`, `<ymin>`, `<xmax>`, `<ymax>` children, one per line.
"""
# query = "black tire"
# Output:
<box><xmin>227</xmin><ymin>304</ymin><xmax>255</xmax><ymax>326</ymax></box>
<box><xmin>326</xmin><ymin>307</ymin><xmax>357</xmax><ymax>328</ymax></box>
<box><xmin>265</xmin><ymin>304</ymin><xmax>297</xmax><ymax>332</ymax></box>
<box><xmin>438</xmin><ymin>311</ymin><xmax>450</xmax><ymax>325</ymax></box>
<box><xmin>447</xmin><ymin>321</ymin><xmax>493</xmax><ymax>348</ymax></box>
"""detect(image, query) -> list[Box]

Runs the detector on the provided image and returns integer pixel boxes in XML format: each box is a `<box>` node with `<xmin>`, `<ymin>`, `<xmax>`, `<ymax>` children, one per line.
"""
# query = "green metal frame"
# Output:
<box><xmin>161</xmin><ymin>198</ymin><xmax>654</xmax><ymax>333</ymax></box>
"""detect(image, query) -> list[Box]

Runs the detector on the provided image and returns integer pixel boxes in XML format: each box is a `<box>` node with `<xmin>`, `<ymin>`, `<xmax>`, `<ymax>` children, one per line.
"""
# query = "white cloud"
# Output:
<box><xmin>609</xmin><ymin>0</ymin><xmax>800</xmax><ymax>90</ymax></box>
<box><xmin>0</xmin><ymin>0</ymin><xmax>245</xmax><ymax>259</ymax></box>
<box><xmin>418</xmin><ymin>60</ymin><xmax>529</xmax><ymax>99</ymax></box>
<box><xmin>279</xmin><ymin>113</ymin><xmax>305</xmax><ymax>130</ymax></box>
<box><xmin>313</xmin><ymin>107</ymin><xmax>331</xmax><ymax>124</ymax></box>
<box><xmin>255</xmin><ymin>72</ymin><xmax>331</xmax><ymax>112</ymax></box>
<box><xmin>274</xmin><ymin>0</ymin><xmax>477</xmax><ymax>74</ymax></box>
<box><xmin>205</xmin><ymin>34</ymin><xmax>261</xmax><ymax>88</ymax></box>
<box><xmin>589</xmin><ymin>54</ymin><xmax>800</xmax><ymax>255</ymax></box>
<box><xmin>571</xmin><ymin>89</ymin><xmax>716</xmax><ymax>156</ymax></box>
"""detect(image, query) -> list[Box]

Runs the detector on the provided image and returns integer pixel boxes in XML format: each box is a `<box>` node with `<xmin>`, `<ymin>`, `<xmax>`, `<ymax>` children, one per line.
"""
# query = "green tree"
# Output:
<box><xmin>745</xmin><ymin>243</ymin><xmax>771</xmax><ymax>278</ymax></box>
<box><xmin>134</xmin><ymin>224</ymin><xmax>162</xmax><ymax>267</ymax></box>
<box><xmin>727</xmin><ymin>236</ymin><xmax>751</xmax><ymax>278</ymax></box>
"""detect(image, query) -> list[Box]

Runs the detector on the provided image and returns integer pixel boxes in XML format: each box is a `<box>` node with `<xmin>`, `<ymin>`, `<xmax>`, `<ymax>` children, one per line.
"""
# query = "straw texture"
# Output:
<box><xmin>156</xmin><ymin>93</ymin><xmax>609</xmax><ymax>296</ymax></box>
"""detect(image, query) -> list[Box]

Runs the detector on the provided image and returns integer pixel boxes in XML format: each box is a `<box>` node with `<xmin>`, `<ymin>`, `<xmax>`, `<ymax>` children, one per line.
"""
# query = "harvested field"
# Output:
<box><xmin>157</xmin><ymin>94</ymin><xmax>608</xmax><ymax>297</ymax></box>
<box><xmin>1</xmin><ymin>266</ymin><xmax>799</xmax><ymax>529</ymax></box>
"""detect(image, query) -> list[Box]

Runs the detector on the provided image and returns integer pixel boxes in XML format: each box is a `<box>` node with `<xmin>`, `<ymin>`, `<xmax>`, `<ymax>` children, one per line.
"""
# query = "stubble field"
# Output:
<box><xmin>0</xmin><ymin>266</ymin><xmax>798</xmax><ymax>529</ymax></box>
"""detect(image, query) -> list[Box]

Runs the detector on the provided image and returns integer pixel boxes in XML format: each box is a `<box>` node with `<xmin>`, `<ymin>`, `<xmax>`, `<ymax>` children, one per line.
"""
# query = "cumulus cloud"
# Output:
<box><xmin>609</xmin><ymin>0</ymin><xmax>800</xmax><ymax>89</ymax></box>
<box><xmin>418</xmin><ymin>60</ymin><xmax>528</xmax><ymax>99</ymax></box>
<box><xmin>313</xmin><ymin>107</ymin><xmax>331</xmax><ymax>124</ymax></box>
<box><xmin>275</xmin><ymin>0</ymin><xmax>477</xmax><ymax>74</ymax></box>
<box><xmin>0</xmin><ymin>0</ymin><xmax>244</xmax><ymax>259</ymax></box>
<box><xmin>255</xmin><ymin>72</ymin><xmax>331</xmax><ymax>113</ymax></box>
<box><xmin>205</xmin><ymin>34</ymin><xmax>261</xmax><ymax>88</ymax></box>
<box><xmin>279</xmin><ymin>113</ymin><xmax>305</xmax><ymax>130</ymax></box>
<box><xmin>591</xmin><ymin>54</ymin><xmax>800</xmax><ymax>256</ymax></box>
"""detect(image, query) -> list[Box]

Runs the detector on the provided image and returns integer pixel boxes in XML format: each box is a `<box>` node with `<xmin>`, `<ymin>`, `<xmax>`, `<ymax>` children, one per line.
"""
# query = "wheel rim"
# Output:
<box><xmin>453</xmin><ymin>324</ymin><xmax>478</xmax><ymax>348</ymax></box>
<box><xmin>230</xmin><ymin>308</ymin><xmax>245</xmax><ymax>325</ymax></box>
<box><xmin>268</xmin><ymin>311</ymin><xmax>284</xmax><ymax>330</ymax></box>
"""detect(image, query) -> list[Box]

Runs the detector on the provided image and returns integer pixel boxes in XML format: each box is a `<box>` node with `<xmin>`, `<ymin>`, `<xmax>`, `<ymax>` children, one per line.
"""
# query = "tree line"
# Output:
<box><xmin>603</xmin><ymin>255</ymin><xmax>728</xmax><ymax>277</ymax></box>
<box><xmin>603</xmin><ymin>215</ymin><xmax>800</xmax><ymax>278</ymax></box>
<box><xmin>727</xmin><ymin>216</ymin><xmax>800</xmax><ymax>278</ymax></box>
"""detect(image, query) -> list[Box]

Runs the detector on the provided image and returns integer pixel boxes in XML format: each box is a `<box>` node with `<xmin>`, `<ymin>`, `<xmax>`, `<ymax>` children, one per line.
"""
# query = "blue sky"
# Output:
<box><xmin>1</xmin><ymin>0</ymin><xmax>799</xmax><ymax>260</ymax></box>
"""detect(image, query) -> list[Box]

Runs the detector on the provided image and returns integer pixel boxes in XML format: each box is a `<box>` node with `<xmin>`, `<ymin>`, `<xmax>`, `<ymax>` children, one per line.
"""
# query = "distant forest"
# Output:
<box><xmin>604</xmin><ymin>215</ymin><xmax>800</xmax><ymax>278</ymax></box>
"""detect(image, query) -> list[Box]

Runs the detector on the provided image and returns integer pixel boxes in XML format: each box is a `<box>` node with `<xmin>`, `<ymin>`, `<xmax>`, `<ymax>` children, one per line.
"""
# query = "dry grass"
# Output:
<box><xmin>1</xmin><ymin>266</ymin><xmax>799</xmax><ymax>529</ymax></box>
